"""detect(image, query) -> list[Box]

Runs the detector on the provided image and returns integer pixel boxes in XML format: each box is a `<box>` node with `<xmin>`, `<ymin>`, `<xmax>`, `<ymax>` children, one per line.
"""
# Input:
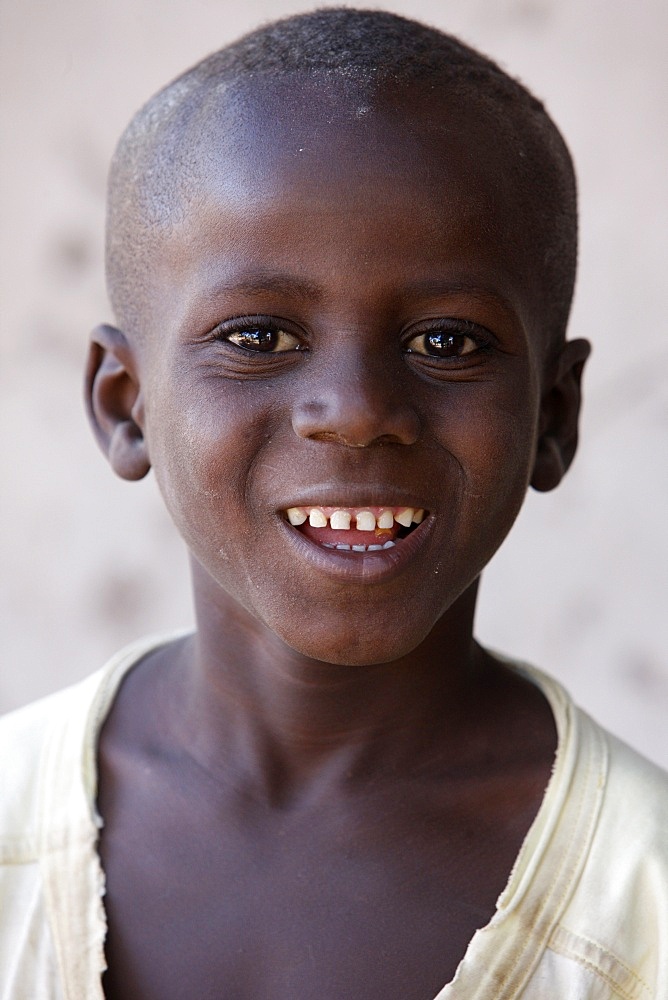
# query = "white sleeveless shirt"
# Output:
<box><xmin>1</xmin><ymin>634</ymin><xmax>667</xmax><ymax>999</ymax></box>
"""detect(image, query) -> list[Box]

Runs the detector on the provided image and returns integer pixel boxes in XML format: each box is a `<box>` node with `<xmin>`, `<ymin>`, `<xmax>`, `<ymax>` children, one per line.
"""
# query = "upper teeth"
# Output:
<box><xmin>377</xmin><ymin>510</ymin><xmax>394</xmax><ymax>529</ymax></box>
<box><xmin>330</xmin><ymin>510</ymin><xmax>351</xmax><ymax>530</ymax></box>
<box><xmin>286</xmin><ymin>506</ymin><xmax>425</xmax><ymax>529</ymax></box>
<box><xmin>356</xmin><ymin>511</ymin><xmax>376</xmax><ymax>531</ymax></box>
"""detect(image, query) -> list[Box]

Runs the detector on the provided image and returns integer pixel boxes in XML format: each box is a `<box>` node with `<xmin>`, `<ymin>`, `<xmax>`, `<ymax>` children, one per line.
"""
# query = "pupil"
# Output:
<box><xmin>238</xmin><ymin>328</ymin><xmax>274</xmax><ymax>351</ymax></box>
<box><xmin>427</xmin><ymin>331</ymin><xmax>459</xmax><ymax>356</ymax></box>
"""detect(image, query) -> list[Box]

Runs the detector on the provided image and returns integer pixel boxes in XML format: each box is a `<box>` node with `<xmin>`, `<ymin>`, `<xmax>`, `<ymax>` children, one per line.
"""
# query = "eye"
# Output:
<box><xmin>404</xmin><ymin>321</ymin><xmax>488</xmax><ymax>359</ymax></box>
<box><xmin>213</xmin><ymin>317</ymin><xmax>302</xmax><ymax>353</ymax></box>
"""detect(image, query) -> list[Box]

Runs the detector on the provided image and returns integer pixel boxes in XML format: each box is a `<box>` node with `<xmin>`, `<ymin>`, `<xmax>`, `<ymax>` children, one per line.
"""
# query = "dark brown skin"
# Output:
<box><xmin>88</xmin><ymin>77</ymin><xmax>589</xmax><ymax>998</ymax></box>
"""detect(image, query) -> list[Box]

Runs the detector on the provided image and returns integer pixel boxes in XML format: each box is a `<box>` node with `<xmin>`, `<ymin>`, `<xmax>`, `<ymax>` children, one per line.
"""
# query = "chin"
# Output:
<box><xmin>273</xmin><ymin>617</ymin><xmax>434</xmax><ymax>668</ymax></box>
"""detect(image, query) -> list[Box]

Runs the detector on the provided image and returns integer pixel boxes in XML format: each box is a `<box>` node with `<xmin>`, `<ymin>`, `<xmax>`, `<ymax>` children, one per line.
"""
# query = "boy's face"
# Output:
<box><xmin>97</xmin><ymin>77</ymin><xmax>584</xmax><ymax>665</ymax></box>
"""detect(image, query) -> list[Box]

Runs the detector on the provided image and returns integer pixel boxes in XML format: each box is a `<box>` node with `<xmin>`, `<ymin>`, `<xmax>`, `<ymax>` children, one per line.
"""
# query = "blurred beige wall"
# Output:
<box><xmin>1</xmin><ymin>0</ymin><xmax>667</xmax><ymax>765</ymax></box>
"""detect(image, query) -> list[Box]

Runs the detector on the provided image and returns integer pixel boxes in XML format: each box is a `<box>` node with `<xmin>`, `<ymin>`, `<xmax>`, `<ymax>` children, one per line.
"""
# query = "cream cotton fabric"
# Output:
<box><xmin>1</xmin><ymin>634</ymin><xmax>667</xmax><ymax>1000</ymax></box>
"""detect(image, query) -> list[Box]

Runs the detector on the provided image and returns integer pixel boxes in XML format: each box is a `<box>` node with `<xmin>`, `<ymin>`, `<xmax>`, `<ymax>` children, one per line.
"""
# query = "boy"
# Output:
<box><xmin>1</xmin><ymin>8</ymin><xmax>667</xmax><ymax>999</ymax></box>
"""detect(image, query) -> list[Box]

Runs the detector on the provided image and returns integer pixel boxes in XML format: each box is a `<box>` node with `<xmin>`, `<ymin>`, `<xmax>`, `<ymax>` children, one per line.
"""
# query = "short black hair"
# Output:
<box><xmin>106</xmin><ymin>7</ymin><xmax>577</xmax><ymax>353</ymax></box>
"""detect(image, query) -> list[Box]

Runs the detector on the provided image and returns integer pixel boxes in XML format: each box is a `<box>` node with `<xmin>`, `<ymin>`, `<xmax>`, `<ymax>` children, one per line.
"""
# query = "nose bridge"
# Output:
<box><xmin>291</xmin><ymin>336</ymin><xmax>421</xmax><ymax>447</ymax></box>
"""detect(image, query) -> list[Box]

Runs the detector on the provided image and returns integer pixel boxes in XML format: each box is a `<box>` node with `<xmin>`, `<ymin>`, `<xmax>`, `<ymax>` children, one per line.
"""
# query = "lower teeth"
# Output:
<box><xmin>322</xmin><ymin>540</ymin><xmax>396</xmax><ymax>552</ymax></box>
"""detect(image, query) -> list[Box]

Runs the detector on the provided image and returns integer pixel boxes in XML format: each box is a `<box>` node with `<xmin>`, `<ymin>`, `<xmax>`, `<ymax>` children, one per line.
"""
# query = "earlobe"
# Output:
<box><xmin>531</xmin><ymin>338</ymin><xmax>591</xmax><ymax>493</ymax></box>
<box><xmin>85</xmin><ymin>323</ymin><xmax>151</xmax><ymax>481</ymax></box>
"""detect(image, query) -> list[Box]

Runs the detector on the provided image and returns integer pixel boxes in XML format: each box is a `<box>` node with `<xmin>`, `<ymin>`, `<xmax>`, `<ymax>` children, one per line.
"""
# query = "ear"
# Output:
<box><xmin>84</xmin><ymin>323</ymin><xmax>151</xmax><ymax>481</ymax></box>
<box><xmin>531</xmin><ymin>338</ymin><xmax>591</xmax><ymax>493</ymax></box>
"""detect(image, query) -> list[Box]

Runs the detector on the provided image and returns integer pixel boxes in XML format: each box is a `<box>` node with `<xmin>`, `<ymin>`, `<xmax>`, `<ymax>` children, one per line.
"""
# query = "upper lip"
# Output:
<box><xmin>274</xmin><ymin>484</ymin><xmax>429</xmax><ymax>511</ymax></box>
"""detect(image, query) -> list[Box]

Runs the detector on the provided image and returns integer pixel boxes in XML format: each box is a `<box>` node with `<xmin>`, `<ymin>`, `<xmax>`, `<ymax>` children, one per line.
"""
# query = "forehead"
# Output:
<box><xmin>140</xmin><ymin>74</ymin><xmax>547</xmax><ymax>345</ymax></box>
<box><xmin>178</xmin><ymin>74</ymin><xmax>531</xmax><ymax>213</ymax></box>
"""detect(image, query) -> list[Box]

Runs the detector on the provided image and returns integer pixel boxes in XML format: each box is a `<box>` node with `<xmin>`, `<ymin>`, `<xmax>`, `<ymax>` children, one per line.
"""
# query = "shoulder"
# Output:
<box><xmin>577</xmin><ymin>719</ymin><xmax>668</xmax><ymax>894</ymax></box>
<box><xmin>506</xmin><ymin>662</ymin><xmax>668</xmax><ymax>996</ymax></box>
<box><xmin>528</xmin><ymin>662</ymin><xmax>668</xmax><ymax>913</ymax></box>
<box><xmin>570</xmin><ymin>710</ymin><xmax>668</xmax><ymax>875</ymax></box>
<box><xmin>0</xmin><ymin>672</ymin><xmax>106</xmax><ymax>858</ymax></box>
<box><xmin>552</xmin><ymin>713</ymin><xmax>668</xmax><ymax>998</ymax></box>
<box><xmin>605</xmin><ymin>726</ymin><xmax>668</xmax><ymax>826</ymax></box>
<box><xmin>518</xmin><ymin>660</ymin><xmax>668</xmax><ymax>838</ymax></box>
<box><xmin>0</xmin><ymin>633</ymin><xmax>185</xmax><ymax>858</ymax></box>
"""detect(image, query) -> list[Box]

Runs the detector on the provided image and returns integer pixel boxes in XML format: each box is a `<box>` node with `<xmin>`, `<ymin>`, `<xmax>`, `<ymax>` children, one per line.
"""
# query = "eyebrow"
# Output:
<box><xmin>205</xmin><ymin>272</ymin><xmax>521</xmax><ymax>324</ymax></box>
<box><xmin>402</xmin><ymin>278</ymin><xmax>519</xmax><ymax>315</ymax></box>
<box><xmin>207</xmin><ymin>272</ymin><xmax>323</xmax><ymax>303</ymax></box>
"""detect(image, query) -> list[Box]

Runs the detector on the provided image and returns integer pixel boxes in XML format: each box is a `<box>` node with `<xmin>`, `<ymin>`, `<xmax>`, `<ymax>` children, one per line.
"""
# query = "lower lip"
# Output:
<box><xmin>277</xmin><ymin>515</ymin><xmax>434</xmax><ymax>583</ymax></box>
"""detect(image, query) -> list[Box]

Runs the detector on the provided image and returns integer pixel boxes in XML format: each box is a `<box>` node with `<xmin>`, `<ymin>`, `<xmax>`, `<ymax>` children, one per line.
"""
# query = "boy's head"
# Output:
<box><xmin>105</xmin><ymin>8</ymin><xmax>578</xmax><ymax>357</ymax></box>
<box><xmin>87</xmin><ymin>9</ymin><xmax>589</xmax><ymax>665</ymax></box>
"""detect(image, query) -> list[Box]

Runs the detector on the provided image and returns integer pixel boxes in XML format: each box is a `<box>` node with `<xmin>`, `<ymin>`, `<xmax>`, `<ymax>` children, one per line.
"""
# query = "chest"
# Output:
<box><xmin>98</xmin><ymin>770</ymin><xmax>541</xmax><ymax>1000</ymax></box>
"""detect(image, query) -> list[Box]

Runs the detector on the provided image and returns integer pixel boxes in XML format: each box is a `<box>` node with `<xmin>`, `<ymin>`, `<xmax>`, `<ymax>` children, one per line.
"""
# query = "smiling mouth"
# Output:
<box><xmin>283</xmin><ymin>505</ymin><xmax>425</xmax><ymax>552</ymax></box>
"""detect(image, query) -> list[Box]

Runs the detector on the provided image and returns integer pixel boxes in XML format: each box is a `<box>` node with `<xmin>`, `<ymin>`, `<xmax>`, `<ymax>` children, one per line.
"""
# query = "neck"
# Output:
<box><xmin>165</xmin><ymin>565</ymin><xmax>488</xmax><ymax>802</ymax></box>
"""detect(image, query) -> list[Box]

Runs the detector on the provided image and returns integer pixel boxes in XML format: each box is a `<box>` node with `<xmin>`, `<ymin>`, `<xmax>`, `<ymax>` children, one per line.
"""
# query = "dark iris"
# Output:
<box><xmin>425</xmin><ymin>331</ymin><xmax>469</xmax><ymax>357</ymax></box>
<box><xmin>233</xmin><ymin>327</ymin><xmax>277</xmax><ymax>352</ymax></box>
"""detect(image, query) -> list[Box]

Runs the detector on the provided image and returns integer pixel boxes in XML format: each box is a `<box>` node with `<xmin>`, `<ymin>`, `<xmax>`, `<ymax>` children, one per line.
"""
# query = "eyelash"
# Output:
<box><xmin>403</xmin><ymin>319</ymin><xmax>492</xmax><ymax>360</ymax></box>
<box><xmin>211</xmin><ymin>315</ymin><xmax>493</xmax><ymax>360</ymax></box>
<box><xmin>211</xmin><ymin>316</ymin><xmax>303</xmax><ymax>354</ymax></box>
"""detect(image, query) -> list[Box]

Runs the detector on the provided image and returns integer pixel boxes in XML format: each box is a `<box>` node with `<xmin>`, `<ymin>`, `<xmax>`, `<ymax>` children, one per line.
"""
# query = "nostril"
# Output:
<box><xmin>308</xmin><ymin>430</ymin><xmax>357</xmax><ymax>445</ymax></box>
<box><xmin>307</xmin><ymin>431</ymin><xmax>400</xmax><ymax>448</ymax></box>
<box><xmin>292</xmin><ymin>397</ymin><xmax>421</xmax><ymax>447</ymax></box>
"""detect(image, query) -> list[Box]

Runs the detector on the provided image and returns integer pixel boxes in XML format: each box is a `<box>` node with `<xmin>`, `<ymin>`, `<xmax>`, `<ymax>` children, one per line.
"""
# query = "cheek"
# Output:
<box><xmin>437</xmin><ymin>383</ymin><xmax>540</xmax><ymax>538</ymax></box>
<box><xmin>473</xmin><ymin>402</ymin><xmax>536</xmax><ymax>492</ymax></box>
<box><xmin>145</xmin><ymin>379</ymin><xmax>266</xmax><ymax>558</ymax></box>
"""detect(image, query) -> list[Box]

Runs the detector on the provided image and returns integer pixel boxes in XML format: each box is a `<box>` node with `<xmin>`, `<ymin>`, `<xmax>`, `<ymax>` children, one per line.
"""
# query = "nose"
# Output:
<box><xmin>291</xmin><ymin>352</ymin><xmax>421</xmax><ymax>448</ymax></box>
